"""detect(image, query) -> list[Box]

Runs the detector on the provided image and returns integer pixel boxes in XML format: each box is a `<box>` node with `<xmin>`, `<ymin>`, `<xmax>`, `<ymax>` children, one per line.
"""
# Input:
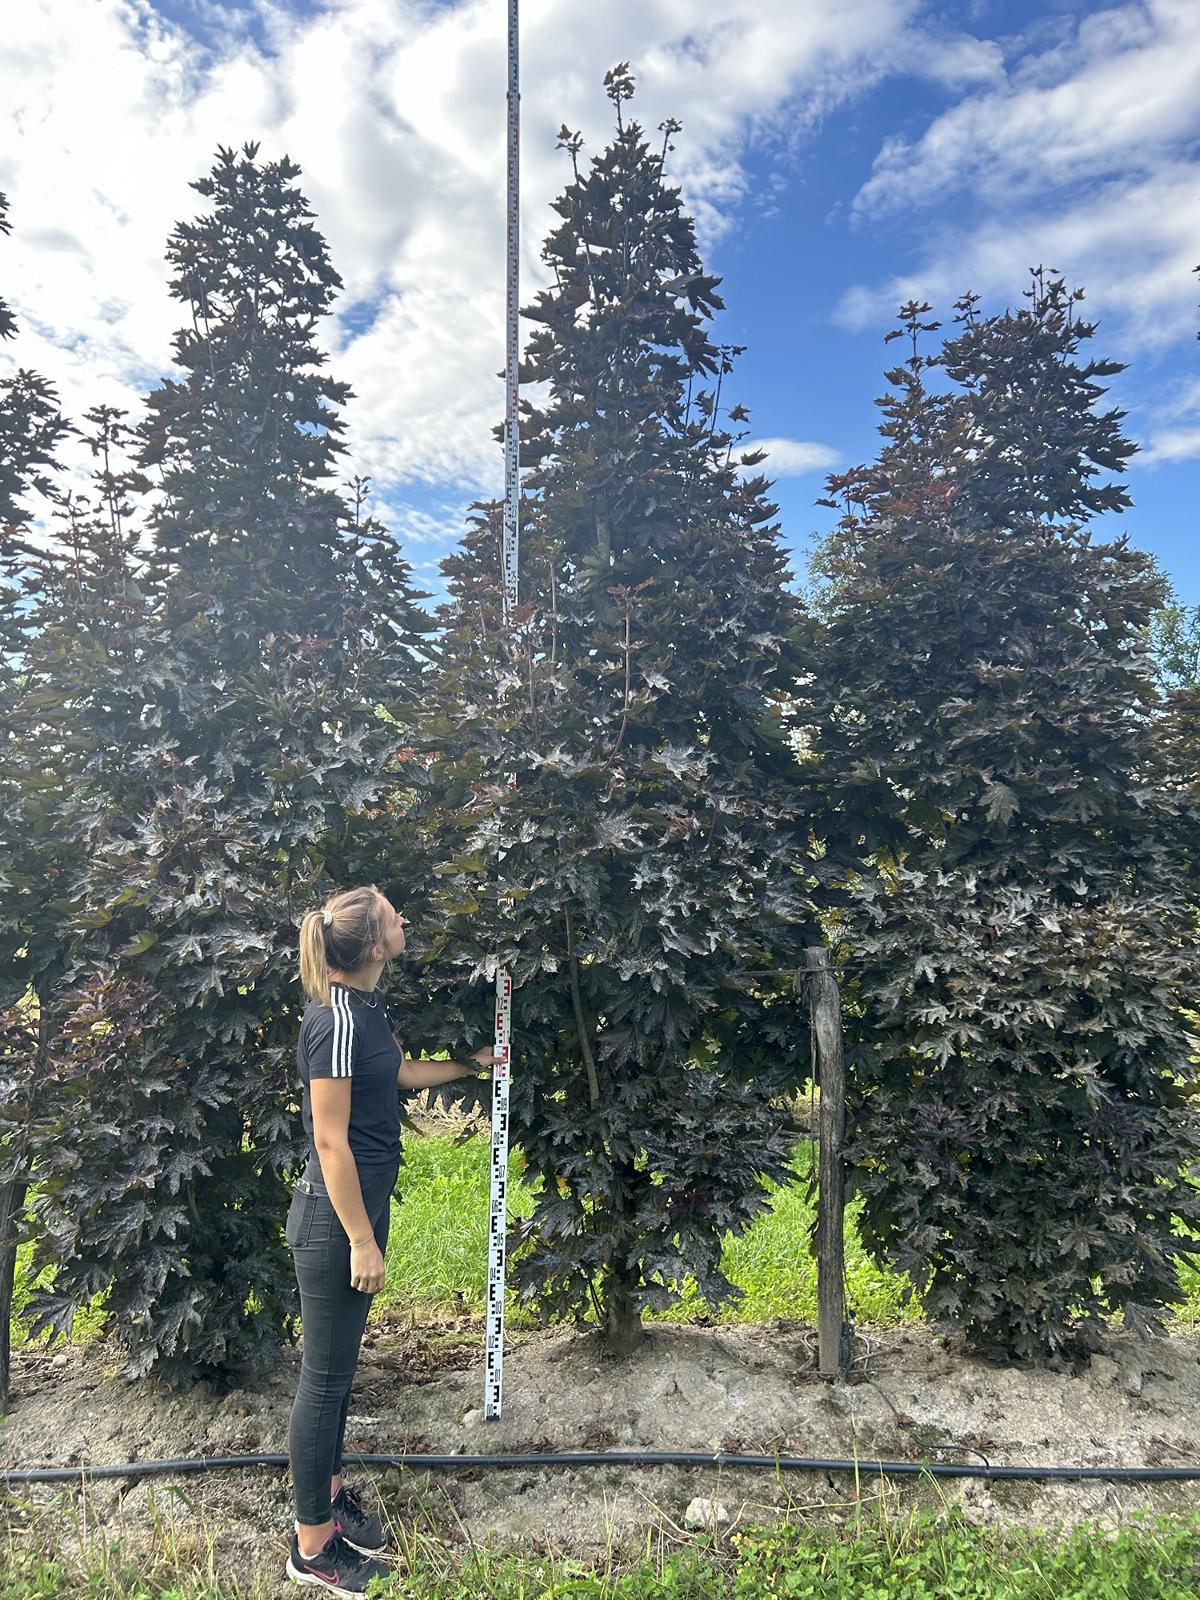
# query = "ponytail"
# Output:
<box><xmin>299</xmin><ymin>884</ymin><xmax>391</xmax><ymax>1005</ymax></box>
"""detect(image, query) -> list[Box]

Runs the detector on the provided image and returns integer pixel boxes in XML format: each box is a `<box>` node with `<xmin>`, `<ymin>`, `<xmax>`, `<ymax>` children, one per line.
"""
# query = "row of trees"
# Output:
<box><xmin>1</xmin><ymin>69</ymin><xmax>1198</xmax><ymax>1394</ymax></box>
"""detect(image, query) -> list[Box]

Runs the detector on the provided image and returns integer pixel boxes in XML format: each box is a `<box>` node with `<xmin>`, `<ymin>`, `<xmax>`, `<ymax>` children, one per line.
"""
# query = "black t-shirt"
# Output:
<box><xmin>296</xmin><ymin>981</ymin><xmax>403</xmax><ymax>1171</ymax></box>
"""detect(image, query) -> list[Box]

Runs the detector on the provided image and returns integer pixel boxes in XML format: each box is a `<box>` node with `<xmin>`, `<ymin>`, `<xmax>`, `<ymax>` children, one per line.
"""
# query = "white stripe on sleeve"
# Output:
<box><xmin>330</xmin><ymin>987</ymin><xmax>354</xmax><ymax>1077</ymax></box>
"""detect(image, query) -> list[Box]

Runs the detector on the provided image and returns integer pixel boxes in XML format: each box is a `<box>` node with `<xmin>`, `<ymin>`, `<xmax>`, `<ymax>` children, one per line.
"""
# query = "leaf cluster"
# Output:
<box><xmin>2</xmin><ymin>154</ymin><xmax>433</xmax><ymax>1382</ymax></box>
<box><xmin>806</xmin><ymin>270</ymin><xmax>1200</xmax><ymax>1358</ymax></box>
<box><xmin>427</xmin><ymin>77</ymin><xmax>820</xmax><ymax>1342</ymax></box>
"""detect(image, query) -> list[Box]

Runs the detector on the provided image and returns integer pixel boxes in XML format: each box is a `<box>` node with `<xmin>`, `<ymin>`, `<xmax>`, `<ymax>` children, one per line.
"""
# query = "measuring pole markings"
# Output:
<box><xmin>485</xmin><ymin>0</ymin><xmax>520</xmax><ymax>1421</ymax></box>
<box><xmin>484</xmin><ymin>970</ymin><xmax>512</xmax><ymax>1415</ymax></box>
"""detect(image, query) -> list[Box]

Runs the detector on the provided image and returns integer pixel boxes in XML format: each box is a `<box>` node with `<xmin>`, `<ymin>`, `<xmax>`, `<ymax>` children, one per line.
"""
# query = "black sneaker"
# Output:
<box><xmin>286</xmin><ymin>1528</ymin><xmax>389</xmax><ymax>1596</ymax></box>
<box><xmin>332</xmin><ymin>1482</ymin><xmax>389</xmax><ymax>1555</ymax></box>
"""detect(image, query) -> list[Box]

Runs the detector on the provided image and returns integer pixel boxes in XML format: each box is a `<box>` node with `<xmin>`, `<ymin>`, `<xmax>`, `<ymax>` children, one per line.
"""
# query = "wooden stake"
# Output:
<box><xmin>806</xmin><ymin>946</ymin><xmax>848</xmax><ymax>1382</ymax></box>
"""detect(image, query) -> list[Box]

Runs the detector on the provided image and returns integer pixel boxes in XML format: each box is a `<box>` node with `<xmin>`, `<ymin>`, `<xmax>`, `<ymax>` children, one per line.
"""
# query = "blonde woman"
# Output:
<box><xmin>285</xmin><ymin>885</ymin><xmax>495</xmax><ymax>1596</ymax></box>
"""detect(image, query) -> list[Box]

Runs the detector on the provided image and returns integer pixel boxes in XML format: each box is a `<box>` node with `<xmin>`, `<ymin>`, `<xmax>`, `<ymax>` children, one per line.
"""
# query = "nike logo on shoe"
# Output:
<box><xmin>300</xmin><ymin>1562</ymin><xmax>340</xmax><ymax>1585</ymax></box>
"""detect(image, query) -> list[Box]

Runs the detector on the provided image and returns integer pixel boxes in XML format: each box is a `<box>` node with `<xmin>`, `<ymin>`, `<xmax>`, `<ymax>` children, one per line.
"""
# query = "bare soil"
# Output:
<box><xmin>2</xmin><ymin>1310</ymin><xmax>1199</xmax><ymax>1595</ymax></box>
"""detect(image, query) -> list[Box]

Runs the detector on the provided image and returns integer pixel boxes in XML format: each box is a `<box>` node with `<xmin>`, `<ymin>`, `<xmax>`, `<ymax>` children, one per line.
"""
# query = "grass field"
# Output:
<box><xmin>5</xmin><ymin>1132</ymin><xmax>1200</xmax><ymax>1596</ymax></box>
<box><xmin>378</xmin><ymin>1133</ymin><xmax>925</xmax><ymax>1328</ymax></box>
<box><xmin>16</xmin><ymin>1133</ymin><xmax>1197</xmax><ymax>1341</ymax></box>
<box><xmin>383</xmin><ymin>1133</ymin><xmax>1200</xmax><ymax>1333</ymax></box>
<box><xmin>4</xmin><ymin>1501</ymin><xmax>1200</xmax><ymax>1600</ymax></box>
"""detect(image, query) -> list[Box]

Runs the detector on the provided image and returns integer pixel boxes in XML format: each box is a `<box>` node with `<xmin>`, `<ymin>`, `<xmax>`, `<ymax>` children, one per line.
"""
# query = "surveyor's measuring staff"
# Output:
<box><xmin>484</xmin><ymin>0</ymin><xmax>520</xmax><ymax>1422</ymax></box>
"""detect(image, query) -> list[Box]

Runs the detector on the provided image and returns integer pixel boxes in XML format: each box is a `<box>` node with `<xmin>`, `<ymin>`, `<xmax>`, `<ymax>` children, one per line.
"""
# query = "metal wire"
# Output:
<box><xmin>4</xmin><ymin>1448</ymin><xmax>1198</xmax><ymax>1487</ymax></box>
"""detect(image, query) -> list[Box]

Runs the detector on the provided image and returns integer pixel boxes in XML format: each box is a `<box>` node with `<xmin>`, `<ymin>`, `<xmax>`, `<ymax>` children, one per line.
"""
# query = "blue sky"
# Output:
<box><xmin>713</xmin><ymin>27</ymin><xmax>1200</xmax><ymax>608</ymax></box>
<box><xmin>3</xmin><ymin>0</ymin><xmax>1197</xmax><ymax>608</ymax></box>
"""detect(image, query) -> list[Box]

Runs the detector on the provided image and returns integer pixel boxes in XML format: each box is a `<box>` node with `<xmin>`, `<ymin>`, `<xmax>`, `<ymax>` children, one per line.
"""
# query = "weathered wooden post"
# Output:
<box><xmin>805</xmin><ymin>946</ymin><xmax>849</xmax><ymax>1381</ymax></box>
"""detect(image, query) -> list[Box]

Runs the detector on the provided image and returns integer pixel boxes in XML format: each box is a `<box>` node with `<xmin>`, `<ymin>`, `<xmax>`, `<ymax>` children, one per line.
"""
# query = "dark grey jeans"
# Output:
<box><xmin>285</xmin><ymin>1156</ymin><xmax>400</xmax><ymax>1525</ymax></box>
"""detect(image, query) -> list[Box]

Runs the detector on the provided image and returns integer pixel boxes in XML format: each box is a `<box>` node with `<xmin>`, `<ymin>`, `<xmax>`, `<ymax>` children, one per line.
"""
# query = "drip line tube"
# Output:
<box><xmin>3</xmin><ymin>1449</ymin><xmax>1199</xmax><ymax>1486</ymax></box>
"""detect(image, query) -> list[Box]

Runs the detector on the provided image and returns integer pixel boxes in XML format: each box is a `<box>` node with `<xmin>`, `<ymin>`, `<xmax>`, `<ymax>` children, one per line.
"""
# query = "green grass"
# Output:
<box><xmin>6</xmin><ymin>1133</ymin><xmax>1200</xmax><ymax>1596</ymax></box>
<box><xmin>11</xmin><ymin>1130</ymin><xmax>1200</xmax><ymax>1346</ymax></box>
<box><xmin>385</xmin><ymin>1132</ymin><xmax>1200</xmax><ymax>1334</ymax></box>
<box><xmin>2</xmin><ymin>1497</ymin><xmax>1199</xmax><ymax>1599</ymax></box>
<box><xmin>385</xmin><ymin>1133</ymin><xmax>530</xmax><ymax>1312</ymax></box>
<box><xmin>9</xmin><ymin>1237</ymin><xmax>107</xmax><ymax>1349</ymax></box>
<box><xmin>384</xmin><ymin>1135</ymin><xmax>925</xmax><ymax>1331</ymax></box>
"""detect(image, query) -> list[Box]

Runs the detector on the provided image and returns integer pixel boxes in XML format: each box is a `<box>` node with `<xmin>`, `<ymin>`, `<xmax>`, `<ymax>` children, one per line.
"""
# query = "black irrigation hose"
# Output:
<box><xmin>3</xmin><ymin>1448</ymin><xmax>1200</xmax><ymax>1487</ymax></box>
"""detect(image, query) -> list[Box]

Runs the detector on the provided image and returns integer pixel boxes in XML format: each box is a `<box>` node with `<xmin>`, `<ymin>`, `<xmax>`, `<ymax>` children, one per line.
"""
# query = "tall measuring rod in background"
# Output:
<box><xmin>484</xmin><ymin>0</ymin><xmax>520</xmax><ymax>1422</ymax></box>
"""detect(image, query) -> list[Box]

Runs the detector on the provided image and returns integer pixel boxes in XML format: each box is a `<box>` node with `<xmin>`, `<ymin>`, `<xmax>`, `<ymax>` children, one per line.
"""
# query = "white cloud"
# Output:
<box><xmin>3</xmin><ymin>0</ymin><xmax>1196</xmax><ymax>577</ymax></box>
<box><xmin>834</xmin><ymin>164</ymin><xmax>1200</xmax><ymax>354</ymax></box>
<box><xmin>386</xmin><ymin>498</ymin><xmax>478</xmax><ymax>548</ymax></box>
<box><xmin>883</xmin><ymin>24</ymin><xmax>1005</xmax><ymax>93</ymax></box>
<box><xmin>851</xmin><ymin>0</ymin><xmax>1200</xmax><ymax>220</ymax></box>
<box><xmin>1135</xmin><ymin>370</ymin><xmax>1200</xmax><ymax>464</ymax></box>
<box><xmin>739</xmin><ymin>437</ymin><xmax>841</xmax><ymax>477</ymax></box>
<box><xmin>1146</xmin><ymin>372</ymin><xmax>1200</xmax><ymax>421</ymax></box>
<box><xmin>1141</xmin><ymin>427</ymin><xmax>1200</xmax><ymax>466</ymax></box>
<box><xmin>836</xmin><ymin>0</ymin><xmax>1200</xmax><ymax>365</ymax></box>
<box><xmin>0</xmin><ymin>0</ymin><xmax>974</xmax><ymax>525</ymax></box>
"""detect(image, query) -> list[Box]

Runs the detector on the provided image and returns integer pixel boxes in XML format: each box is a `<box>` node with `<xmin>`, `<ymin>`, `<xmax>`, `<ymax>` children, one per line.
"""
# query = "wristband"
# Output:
<box><xmin>350</xmin><ymin>1233</ymin><xmax>374</xmax><ymax>1247</ymax></box>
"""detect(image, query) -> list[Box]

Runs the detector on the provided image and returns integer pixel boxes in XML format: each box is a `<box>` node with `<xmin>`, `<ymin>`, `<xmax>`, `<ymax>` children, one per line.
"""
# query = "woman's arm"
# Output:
<box><xmin>310</xmin><ymin>1079</ymin><xmax>385</xmax><ymax>1292</ymax></box>
<box><xmin>395</xmin><ymin>1038</ymin><xmax>496</xmax><ymax>1090</ymax></box>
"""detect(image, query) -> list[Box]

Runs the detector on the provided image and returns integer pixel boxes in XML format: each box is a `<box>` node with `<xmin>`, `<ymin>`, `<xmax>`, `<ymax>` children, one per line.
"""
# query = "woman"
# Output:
<box><xmin>285</xmin><ymin>884</ymin><xmax>495</xmax><ymax>1596</ymax></box>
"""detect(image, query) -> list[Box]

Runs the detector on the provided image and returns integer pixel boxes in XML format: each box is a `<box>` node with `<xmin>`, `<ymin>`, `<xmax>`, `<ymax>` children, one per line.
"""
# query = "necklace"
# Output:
<box><xmin>332</xmin><ymin>981</ymin><xmax>380</xmax><ymax>1009</ymax></box>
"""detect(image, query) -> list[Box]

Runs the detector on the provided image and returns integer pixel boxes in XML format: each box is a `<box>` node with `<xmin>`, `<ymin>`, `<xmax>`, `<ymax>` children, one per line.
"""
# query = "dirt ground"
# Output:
<box><xmin>2</xmin><ymin>1307</ymin><xmax>1199</xmax><ymax>1595</ymax></box>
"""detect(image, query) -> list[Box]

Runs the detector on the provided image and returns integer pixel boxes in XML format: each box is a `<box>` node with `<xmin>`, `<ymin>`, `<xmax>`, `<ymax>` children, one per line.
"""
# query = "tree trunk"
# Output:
<box><xmin>0</xmin><ymin>1000</ymin><xmax>50</xmax><ymax>1408</ymax></box>
<box><xmin>601</xmin><ymin>1176</ymin><xmax>646</xmax><ymax>1355</ymax></box>
<box><xmin>602</xmin><ymin>1261</ymin><xmax>645</xmax><ymax>1355</ymax></box>
<box><xmin>0</xmin><ymin>1176</ymin><xmax>28</xmax><ymax>1406</ymax></box>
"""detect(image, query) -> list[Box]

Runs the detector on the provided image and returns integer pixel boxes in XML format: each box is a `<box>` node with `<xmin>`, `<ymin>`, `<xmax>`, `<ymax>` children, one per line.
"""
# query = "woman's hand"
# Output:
<box><xmin>399</xmin><ymin>1051</ymin><xmax>498</xmax><ymax>1090</ymax></box>
<box><xmin>349</xmin><ymin>1236</ymin><xmax>386</xmax><ymax>1295</ymax></box>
